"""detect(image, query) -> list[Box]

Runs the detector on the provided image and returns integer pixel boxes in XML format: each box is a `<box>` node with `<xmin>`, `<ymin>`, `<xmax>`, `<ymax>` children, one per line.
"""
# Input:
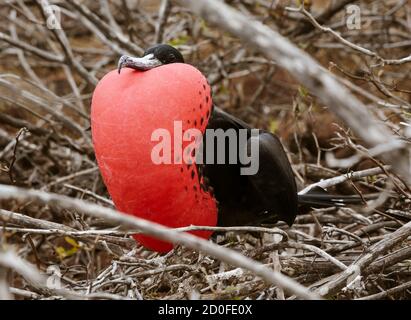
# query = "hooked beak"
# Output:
<box><xmin>118</xmin><ymin>54</ymin><xmax>162</xmax><ymax>74</ymax></box>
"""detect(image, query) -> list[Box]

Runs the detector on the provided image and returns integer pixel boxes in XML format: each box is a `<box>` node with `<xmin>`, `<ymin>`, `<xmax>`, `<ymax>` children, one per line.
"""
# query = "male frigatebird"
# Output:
<box><xmin>91</xmin><ymin>44</ymin><xmax>364</xmax><ymax>252</ymax></box>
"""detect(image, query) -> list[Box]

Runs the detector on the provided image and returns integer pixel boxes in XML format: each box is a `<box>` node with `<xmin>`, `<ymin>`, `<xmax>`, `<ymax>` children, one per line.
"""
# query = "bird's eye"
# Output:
<box><xmin>168</xmin><ymin>53</ymin><xmax>176</xmax><ymax>62</ymax></box>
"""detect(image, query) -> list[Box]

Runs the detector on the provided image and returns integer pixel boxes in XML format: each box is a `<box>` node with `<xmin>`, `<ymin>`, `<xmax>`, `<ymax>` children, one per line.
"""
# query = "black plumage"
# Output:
<box><xmin>202</xmin><ymin>107</ymin><xmax>298</xmax><ymax>226</ymax></box>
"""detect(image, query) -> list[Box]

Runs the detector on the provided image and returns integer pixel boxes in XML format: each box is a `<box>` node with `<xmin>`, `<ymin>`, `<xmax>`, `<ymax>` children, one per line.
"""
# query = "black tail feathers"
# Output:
<box><xmin>297</xmin><ymin>187</ymin><xmax>374</xmax><ymax>208</ymax></box>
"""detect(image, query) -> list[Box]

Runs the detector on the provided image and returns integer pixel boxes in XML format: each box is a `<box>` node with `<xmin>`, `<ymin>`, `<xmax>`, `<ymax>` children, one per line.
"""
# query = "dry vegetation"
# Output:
<box><xmin>0</xmin><ymin>0</ymin><xmax>411</xmax><ymax>300</ymax></box>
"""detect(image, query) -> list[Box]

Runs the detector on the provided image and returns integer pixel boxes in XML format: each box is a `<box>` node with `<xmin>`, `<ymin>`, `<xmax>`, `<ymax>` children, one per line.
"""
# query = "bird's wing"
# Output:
<box><xmin>209</xmin><ymin>106</ymin><xmax>251</xmax><ymax>130</ymax></box>
<box><xmin>245</xmin><ymin>131</ymin><xmax>298</xmax><ymax>226</ymax></box>
<box><xmin>206</xmin><ymin>106</ymin><xmax>298</xmax><ymax>226</ymax></box>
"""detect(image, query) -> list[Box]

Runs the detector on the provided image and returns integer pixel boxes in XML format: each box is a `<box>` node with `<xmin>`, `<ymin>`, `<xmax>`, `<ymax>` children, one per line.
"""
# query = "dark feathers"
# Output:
<box><xmin>203</xmin><ymin>107</ymin><xmax>367</xmax><ymax>227</ymax></box>
<box><xmin>203</xmin><ymin>106</ymin><xmax>298</xmax><ymax>227</ymax></box>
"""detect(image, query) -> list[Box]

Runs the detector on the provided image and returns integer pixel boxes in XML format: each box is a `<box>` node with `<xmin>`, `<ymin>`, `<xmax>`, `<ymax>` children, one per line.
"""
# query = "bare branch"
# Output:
<box><xmin>0</xmin><ymin>184</ymin><xmax>319</xmax><ymax>300</ymax></box>
<box><xmin>317</xmin><ymin>220</ymin><xmax>411</xmax><ymax>297</ymax></box>
<box><xmin>298</xmin><ymin>166</ymin><xmax>389</xmax><ymax>194</ymax></box>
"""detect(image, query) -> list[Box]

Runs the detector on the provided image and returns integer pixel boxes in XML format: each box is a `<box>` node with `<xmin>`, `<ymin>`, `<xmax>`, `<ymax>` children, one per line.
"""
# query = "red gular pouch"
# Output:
<box><xmin>91</xmin><ymin>63</ymin><xmax>217</xmax><ymax>252</ymax></box>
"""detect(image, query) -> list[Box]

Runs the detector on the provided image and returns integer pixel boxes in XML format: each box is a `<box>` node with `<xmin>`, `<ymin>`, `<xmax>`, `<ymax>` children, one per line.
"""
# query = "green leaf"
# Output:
<box><xmin>298</xmin><ymin>85</ymin><xmax>309</xmax><ymax>98</ymax></box>
<box><xmin>269</xmin><ymin>120</ymin><xmax>279</xmax><ymax>134</ymax></box>
<box><xmin>55</xmin><ymin>237</ymin><xmax>80</xmax><ymax>259</ymax></box>
<box><xmin>168</xmin><ymin>35</ymin><xmax>189</xmax><ymax>47</ymax></box>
